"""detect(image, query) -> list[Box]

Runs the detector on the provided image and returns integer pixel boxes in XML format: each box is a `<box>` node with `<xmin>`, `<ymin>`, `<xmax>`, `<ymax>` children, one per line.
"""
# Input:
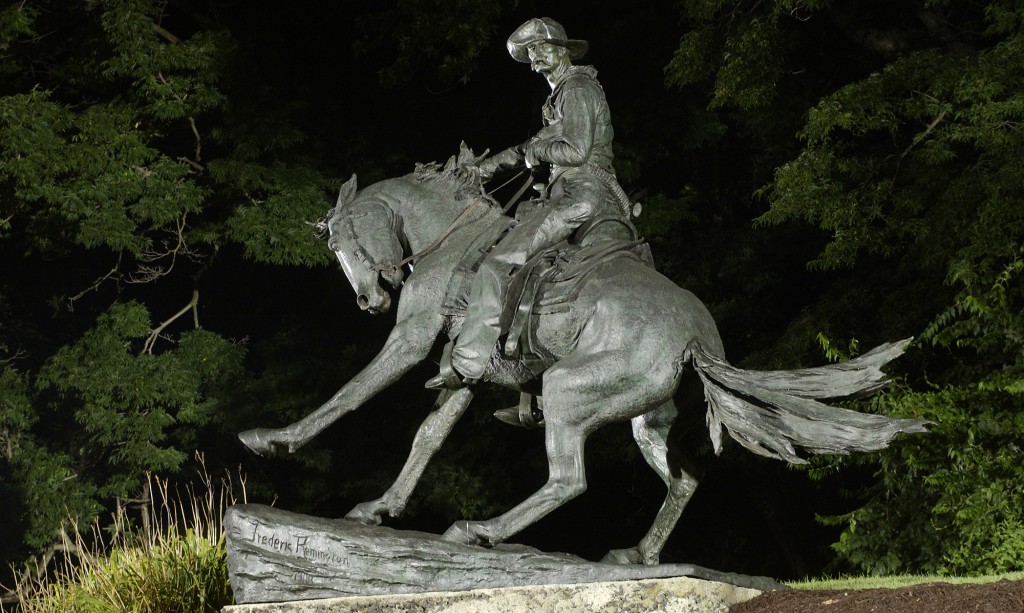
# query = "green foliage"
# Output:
<box><xmin>1</xmin><ymin>368</ymin><xmax>101</xmax><ymax>550</ymax></box>
<box><xmin>818</xmin><ymin>383</ymin><xmax>1024</xmax><ymax>576</ymax></box>
<box><xmin>21</xmin><ymin>528</ymin><xmax>230</xmax><ymax>613</ymax></box>
<box><xmin>671</xmin><ymin>0</ymin><xmax>1024</xmax><ymax>576</ymax></box>
<box><xmin>813</xmin><ymin>249</ymin><xmax>1024</xmax><ymax>575</ymax></box>
<box><xmin>815</xmin><ymin>333</ymin><xmax>860</xmax><ymax>363</ymax></box>
<box><xmin>212</xmin><ymin>161</ymin><xmax>335</xmax><ymax>266</ymax></box>
<box><xmin>0</xmin><ymin>0</ymin><xmax>342</xmax><ymax>562</ymax></box>
<box><xmin>0</xmin><ymin>92</ymin><xmax>207</xmax><ymax>254</ymax></box>
<box><xmin>666</xmin><ymin>0</ymin><xmax>828</xmax><ymax>109</ymax></box>
<box><xmin>0</xmin><ymin>3</ymin><xmax>36</xmax><ymax>77</ymax></box>
<box><xmin>37</xmin><ymin>302</ymin><xmax>244</xmax><ymax>495</ymax></box>
<box><xmin>100</xmin><ymin>2</ymin><xmax>231</xmax><ymax>122</ymax></box>
<box><xmin>14</xmin><ymin>475</ymin><xmax>234</xmax><ymax>612</ymax></box>
<box><xmin>926</xmin><ymin>254</ymin><xmax>1024</xmax><ymax>364</ymax></box>
<box><xmin>760</xmin><ymin>32</ymin><xmax>1024</xmax><ymax>274</ymax></box>
<box><xmin>1</xmin><ymin>302</ymin><xmax>245</xmax><ymax>551</ymax></box>
<box><xmin>0</xmin><ymin>0</ymin><xmax>334</xmax><ymax>265</ymax></box>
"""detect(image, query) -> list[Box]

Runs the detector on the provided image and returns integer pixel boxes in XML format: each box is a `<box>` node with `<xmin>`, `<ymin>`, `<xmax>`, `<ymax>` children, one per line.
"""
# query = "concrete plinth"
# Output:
<box><xmin>223</xmin><ymin>575</ymin><xmax>763</xmax><ymax>612</ymax></box>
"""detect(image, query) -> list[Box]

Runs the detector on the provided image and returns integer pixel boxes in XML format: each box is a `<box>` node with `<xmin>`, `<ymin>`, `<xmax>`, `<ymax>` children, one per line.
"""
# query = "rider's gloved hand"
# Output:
<box><xmin>477</xmin><ymin>146</ymin><xmax>523</xmax><ymax>180</ymax></box>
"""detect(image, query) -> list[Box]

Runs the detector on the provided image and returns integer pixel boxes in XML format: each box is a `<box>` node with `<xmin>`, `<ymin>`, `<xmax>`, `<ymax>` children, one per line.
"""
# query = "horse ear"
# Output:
<box><xmin>337</xmin><ymin>174</ymin><xmax>358</xmax><ymax>207</ymax></box>
<box><xmin>458</xmin><ymin>141</ymin><xmax>487</xmax><ymax>166</ymax></box>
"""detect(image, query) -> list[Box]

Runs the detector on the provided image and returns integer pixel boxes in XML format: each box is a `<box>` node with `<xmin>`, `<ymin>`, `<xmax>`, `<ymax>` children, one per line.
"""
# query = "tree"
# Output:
<box><xmin>0</xmin><ymin>0</ymin><xmax>512</xmax><ymax>581</ymax></box>
<box><xmin>0</xmin><ymin>0</ymin><xmax>333</xmax><ymax>570</ymax></box>
<box><xmin>666</xmin><ymin>0</ymin><xmax>1024</xmax><ymax>574</ymax></box>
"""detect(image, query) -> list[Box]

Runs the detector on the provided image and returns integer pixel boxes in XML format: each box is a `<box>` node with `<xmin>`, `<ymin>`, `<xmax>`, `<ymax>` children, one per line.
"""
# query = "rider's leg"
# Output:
<box><xmin>445</xmin><ymin>198</ymin><xmax>594</xmax><ymax>383</ymax></box>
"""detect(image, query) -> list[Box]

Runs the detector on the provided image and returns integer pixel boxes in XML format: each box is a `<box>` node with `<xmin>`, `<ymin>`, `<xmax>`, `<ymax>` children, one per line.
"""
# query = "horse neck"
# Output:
<box><xmin>392</xmin><ymin>182</ymin><xmax>500</xmax><ymax>257</ymax></box>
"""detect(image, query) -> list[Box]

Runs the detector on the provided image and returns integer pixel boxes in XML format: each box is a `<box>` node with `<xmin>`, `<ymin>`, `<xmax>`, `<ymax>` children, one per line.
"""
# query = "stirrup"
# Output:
<box><xmin>493</xmin><ymin>392</ymin><xmax>544</xmax><ymax>429</ymax></box>
<box><xmin>426</xmin><ymin>340</ymin><xmax>475</xmax><ymax>390</ymax></box>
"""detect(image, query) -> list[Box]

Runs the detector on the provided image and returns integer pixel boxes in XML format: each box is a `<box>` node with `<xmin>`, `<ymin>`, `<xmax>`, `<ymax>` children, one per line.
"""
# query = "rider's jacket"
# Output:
<box><xmin>531</xmin><ymin>65</ymin><xmax>615</xmax><ymax>184</ymax></box>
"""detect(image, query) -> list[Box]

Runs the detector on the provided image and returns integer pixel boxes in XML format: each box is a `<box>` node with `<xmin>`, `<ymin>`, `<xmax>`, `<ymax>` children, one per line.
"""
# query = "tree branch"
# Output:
<box><xmin>129</xmin><ymin>213</ymin><xmax>203</xmax><ymax>284</ymax></box>
<box><xmin>0</xmin><ymin>347</ymin><xmax>27</xmax><ymax>366</ymax></box>
<box><xmin>152</xmin><ymin>22</ymin><xmax>181</xmax><ymax>44</ymax></box>
<box><xmin>900</xmin><ymin>107</ymin><xmax>948</xmax><ymax>161</ymax></box>
<box><xmin>142</xmin><ymin>290</ymin><xmax>200</xmax><ymax>354</ymax></box>
<box><xmin>67</xmin><ymin>253</ymin><xmax>125</xmax><ymax>311</ymax></box>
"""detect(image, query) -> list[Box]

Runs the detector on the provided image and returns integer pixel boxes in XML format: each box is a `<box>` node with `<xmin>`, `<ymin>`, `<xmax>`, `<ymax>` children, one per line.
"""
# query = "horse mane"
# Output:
<box><xmin>413</xmin><ymin>143</ymin><xmax>495</xmax><ymax>206</ymax></box>
<box><xmin>314</xmin><ymin>144</ymin><xmax>495</xmax><ymax>240</ymax></box>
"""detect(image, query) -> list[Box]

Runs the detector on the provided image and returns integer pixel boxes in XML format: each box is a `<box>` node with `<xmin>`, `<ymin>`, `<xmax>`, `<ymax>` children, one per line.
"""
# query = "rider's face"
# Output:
<box><xmin>527</xmin><ymin>41</ymin><xmax>569</xmax><ymax>79</ymax></box>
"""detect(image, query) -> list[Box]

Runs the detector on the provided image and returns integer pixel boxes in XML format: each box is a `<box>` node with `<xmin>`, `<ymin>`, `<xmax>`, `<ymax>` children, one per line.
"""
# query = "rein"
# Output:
<box><xmin>392</xmin><ymin>197</ymin><xmax>488</xmax><ymax>269</ymax></box>
<box><xmin>501</xmin><ymin>169</ymin><xmax>534</xmax><ymax>213</ymax></box>
<box><xmin>398</xmin><ymin>170</ymin><xmax>533</xmax><ymax>267</ymax></box>
<box><xmin>330</xmin><ymin>170</ymin><xmax>534</xmax><ymax>278</ymax></box>
<box><xmin>330</xmin><ymin>196</ymin><xmax>490</xmax><ymax>276</ymax></box>
<box><xmin>328</xmin><ymin>198</ymin><xmax>401</xmax><ymax>275</ymax></box>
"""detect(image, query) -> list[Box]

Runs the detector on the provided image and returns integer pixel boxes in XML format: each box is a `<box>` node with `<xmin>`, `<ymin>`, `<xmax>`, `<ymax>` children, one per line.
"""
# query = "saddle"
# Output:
<box><xmin>440</xmin><ymin>215</ymin><xmax>655</xmax><ymax>376</ymax></box>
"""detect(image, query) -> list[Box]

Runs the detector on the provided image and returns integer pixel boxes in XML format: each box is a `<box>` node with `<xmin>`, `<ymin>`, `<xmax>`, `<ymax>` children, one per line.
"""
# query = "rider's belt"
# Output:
<box><xmin>551</xmin><ymin>164</ymin><xmax>635</xmax><ymax>219</ymax></box>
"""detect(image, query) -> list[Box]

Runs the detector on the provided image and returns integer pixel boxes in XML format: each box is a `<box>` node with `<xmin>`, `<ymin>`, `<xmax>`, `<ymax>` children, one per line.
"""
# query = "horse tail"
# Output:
<box><xmin>687</xmin><ymin>338</ymin><xmax>930</xmax><ymax>464</ymax></box>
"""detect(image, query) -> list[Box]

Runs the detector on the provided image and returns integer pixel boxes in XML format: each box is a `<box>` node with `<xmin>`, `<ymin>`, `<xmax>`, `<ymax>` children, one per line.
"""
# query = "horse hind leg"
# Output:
<box><xmin>603</xmin><ymin>399</ymin><xmax>699</xmax><ymax>565</ymax></box>
<box><xmin>442</xmin><ymin>348</ymin><xmax>681</xmax><ymax>547</ymax></box>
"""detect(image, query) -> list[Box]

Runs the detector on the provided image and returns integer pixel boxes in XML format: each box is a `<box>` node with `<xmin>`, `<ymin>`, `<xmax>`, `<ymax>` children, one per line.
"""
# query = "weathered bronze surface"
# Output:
<box><xmin>225</xmin><ymin>504</ymin><xmax>786</xmax><ymax>604</ymax></box>
<box><xmin>445</xmin><ymin>17</ymin><xmax>631</xmax><ymax>384</ymax></box>
<box><xmin>233</xmin><ymin>17</ymin><xmax>928</xmax><ymax>601</ymax></box>
<box><xmin>238</xmin><ymin>151</ymin><xmax>928</xmax><ymax>562</ymax></box>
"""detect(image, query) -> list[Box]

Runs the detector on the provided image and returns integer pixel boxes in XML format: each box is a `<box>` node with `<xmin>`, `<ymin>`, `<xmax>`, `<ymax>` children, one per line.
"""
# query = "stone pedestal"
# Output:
<box><xmin>225</xmin><ymin>504</ymin><xmax>783</xmax><ymax>607</ymax></box>
<box><xmin>223</xmin><ymin>575</ymin><xmax>763</xmax><ymax>612</ymax></box>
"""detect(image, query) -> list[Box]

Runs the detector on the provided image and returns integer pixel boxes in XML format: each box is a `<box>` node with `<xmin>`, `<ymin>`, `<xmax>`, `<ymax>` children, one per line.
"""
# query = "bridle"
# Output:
<box><xmin>327</xmin><ymin>198</ymin><xmax>404</xmax><ymax>280</ymax></box>
<box><xmin>324</xmin><ymin>169</ymin><xmax>529</xmax><ymax>284</ymax></box>
<box><xmin>327</xmin><ymin>195</ymin><xmax>492</xmax><ymax>283</ymax></box>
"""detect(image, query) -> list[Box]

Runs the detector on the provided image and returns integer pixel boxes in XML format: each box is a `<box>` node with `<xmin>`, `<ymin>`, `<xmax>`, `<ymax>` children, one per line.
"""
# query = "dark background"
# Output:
<box><xmin>4</xmin><ymin>0</ymin><xmax>1020</xmax><ymax>585</ymax></box>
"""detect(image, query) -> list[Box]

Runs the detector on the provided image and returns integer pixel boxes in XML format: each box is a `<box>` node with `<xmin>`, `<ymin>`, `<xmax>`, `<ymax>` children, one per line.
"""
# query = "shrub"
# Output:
<box><xmin>5</xmin><ymin>467</ymin><xmax>237</xmax><ymax>612</ymax></box>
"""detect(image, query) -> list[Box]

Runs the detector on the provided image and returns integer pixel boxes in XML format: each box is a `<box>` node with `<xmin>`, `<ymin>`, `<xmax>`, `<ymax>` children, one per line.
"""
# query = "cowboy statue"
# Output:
<box><xmin>427</xmin><ymin>17</ymin><xmax>635</xmax><ymax>389</ymax></box>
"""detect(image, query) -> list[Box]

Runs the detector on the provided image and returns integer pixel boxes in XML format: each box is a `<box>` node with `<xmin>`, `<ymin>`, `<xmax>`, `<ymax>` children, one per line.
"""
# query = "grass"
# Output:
<box><xmin>3</xmin><ymin>462</ymin><xmax>240</xmax><ymax>612</ymax></box>
<box><xmin>789</xmin><ymin>570</ymin><xmax>1024</xmax><ymax>591</ymax></box>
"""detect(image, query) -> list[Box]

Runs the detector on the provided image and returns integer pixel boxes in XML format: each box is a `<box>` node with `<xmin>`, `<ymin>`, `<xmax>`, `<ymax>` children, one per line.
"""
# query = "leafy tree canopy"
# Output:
<box><xmin>1</xmin><ymin>0</ymin><xmax>1022</xmax><ymax>584</ymax></box>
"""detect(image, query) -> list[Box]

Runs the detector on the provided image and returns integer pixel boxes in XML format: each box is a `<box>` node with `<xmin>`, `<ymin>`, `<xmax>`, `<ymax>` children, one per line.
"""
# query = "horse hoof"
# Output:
<box><xmin>442</xmin><ymin>520</ymin><xmax>489</xmax><ymax>545</ymax></box>
<box><xmin>344</xmin><ymin>502</ymin><xmax>385</xmax><ymax>526</ymax></box>
<box><xmin>601</xmin><ymin>547</ymin><xmax>648</xmax><ymax>565</ymax></box>
<box><xmin>238</xmin><ymin>428</ymin><xmax>288</xmax><ymax>456</ymax></box>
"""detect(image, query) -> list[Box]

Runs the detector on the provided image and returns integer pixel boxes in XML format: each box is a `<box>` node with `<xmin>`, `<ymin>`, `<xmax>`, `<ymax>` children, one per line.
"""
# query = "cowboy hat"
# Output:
<box><xmin>506</xmin><ymin>17</ymin><xmax>588</xmax><ymax>63</ymax></box>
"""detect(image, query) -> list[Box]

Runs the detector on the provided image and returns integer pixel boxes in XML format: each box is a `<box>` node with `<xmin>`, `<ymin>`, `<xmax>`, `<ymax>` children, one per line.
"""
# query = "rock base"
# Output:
<box><xmin>225</xmin><ymin>503</ymin><xmax>787</xmax><ymax>609</ymax></box>
<box><xmin>222</xmin><ymin>575</ymin><xmax>763</xmax><ymax>612</ymax></box>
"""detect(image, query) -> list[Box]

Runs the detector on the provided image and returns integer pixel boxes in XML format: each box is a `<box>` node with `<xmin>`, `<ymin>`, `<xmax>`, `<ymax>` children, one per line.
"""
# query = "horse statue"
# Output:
<box><xmin>239</xmin><ymin>146</ymin><xmax>928</xmax><ymax>565</ymax></box>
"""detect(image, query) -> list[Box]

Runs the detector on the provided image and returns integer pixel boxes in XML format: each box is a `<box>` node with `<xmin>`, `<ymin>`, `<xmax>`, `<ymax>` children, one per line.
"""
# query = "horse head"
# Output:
<box><xmin>326</xmin><ymin>174</ymin><xmax>405</xmax><ymax>314</ymax></box>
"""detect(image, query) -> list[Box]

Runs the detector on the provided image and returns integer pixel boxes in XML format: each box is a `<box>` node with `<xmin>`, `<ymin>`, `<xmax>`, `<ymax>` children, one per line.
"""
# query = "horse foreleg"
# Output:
<box><xmin>443</xmin><ymin>420</ymin><xmax>588</xmax><ymax>546</ymax></box>
<box><xmin>239</xmin><ymin>316</ymin><xmax>439</xmax><ymax>456</ymax></box>
<box><xmin>346</xmin><ymin>387</ymin><xmax>474</xmax><ymax>525</ymax></box>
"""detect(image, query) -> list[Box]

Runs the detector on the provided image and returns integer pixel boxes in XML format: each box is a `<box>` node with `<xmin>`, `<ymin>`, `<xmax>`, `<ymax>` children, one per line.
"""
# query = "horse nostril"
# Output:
<box><xmin>357</xmin><ymin>294</ymin><xmax>370</xmax><ymax>309</ymax></box>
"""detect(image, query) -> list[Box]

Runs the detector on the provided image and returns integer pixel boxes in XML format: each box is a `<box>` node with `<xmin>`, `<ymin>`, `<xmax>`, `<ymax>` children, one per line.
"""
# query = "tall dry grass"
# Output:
<box><xmin>3</xmin><ymin>459</ymin><xmax>243</xmax><ymax>612</ymax></box>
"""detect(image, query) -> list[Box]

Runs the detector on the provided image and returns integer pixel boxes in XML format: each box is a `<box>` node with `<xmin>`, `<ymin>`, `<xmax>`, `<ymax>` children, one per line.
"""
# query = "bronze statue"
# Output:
<box><xmin>428</xmin><ymin>17</ymin><xmax>634</xmax><ymax>389</ymax></box>
<box><xmin>239</xmin><ymin>147</ymin><xmax>928</xmax><ymax>564</ymax></box>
